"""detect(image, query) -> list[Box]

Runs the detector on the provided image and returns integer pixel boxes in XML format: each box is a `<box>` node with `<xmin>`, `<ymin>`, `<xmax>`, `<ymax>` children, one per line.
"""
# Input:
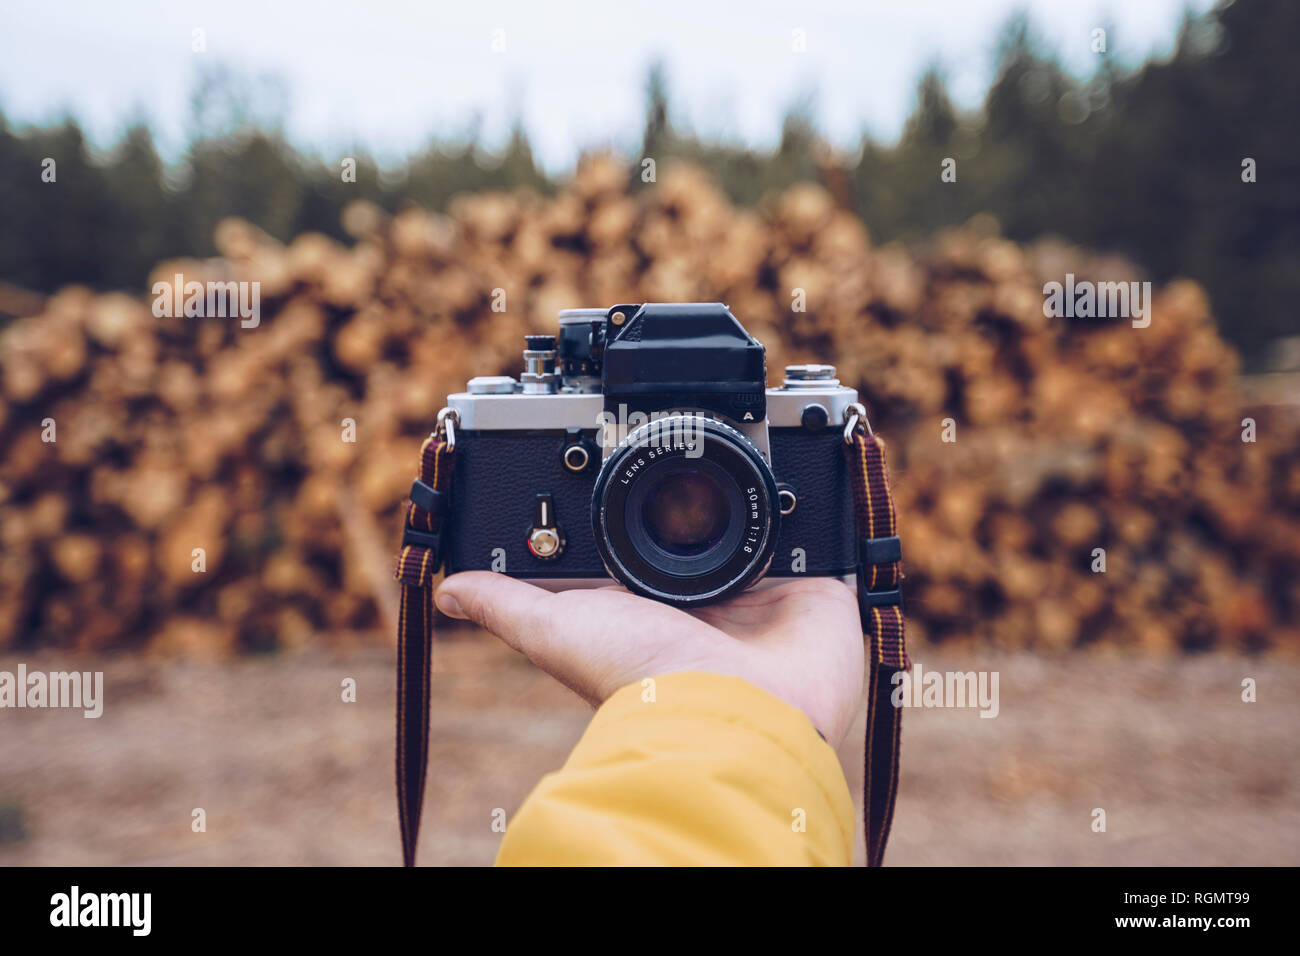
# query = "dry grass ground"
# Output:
<box><xmin>1</xmin><ymin>630</ymin><xmax>1296</xmax><ymax>866</ymax></box>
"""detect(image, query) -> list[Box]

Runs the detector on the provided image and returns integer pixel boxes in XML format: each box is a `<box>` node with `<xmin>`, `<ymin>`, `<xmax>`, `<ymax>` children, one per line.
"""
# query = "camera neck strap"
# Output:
<box><xmin>392</xmin><ymin>432</ymin><xmax>456</xmax><ymax>868</ymax></box>
<box><xmin>390</xmin><ymin>420</ymin><xmax>909</xmax><ymax>868</ymax></box>
<box><xmin>843</xmin><ymin>423</ymin><xmax>910</xmax><ymax>867</ymax></box>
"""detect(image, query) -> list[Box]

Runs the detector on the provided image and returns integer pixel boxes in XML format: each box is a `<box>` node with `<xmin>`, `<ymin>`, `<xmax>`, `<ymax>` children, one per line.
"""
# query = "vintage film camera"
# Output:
<box><xmin>440</xmin><ymin>303</ymin><xmax>862</xmax><ymax>605</ymax></box>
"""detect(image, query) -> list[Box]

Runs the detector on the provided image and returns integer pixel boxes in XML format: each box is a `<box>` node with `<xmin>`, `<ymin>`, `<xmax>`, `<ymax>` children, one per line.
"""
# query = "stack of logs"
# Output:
<box><xmin>0</xmin><ymin>156</ymin><xmax>1296</xmax><ymax>655</ymax></box>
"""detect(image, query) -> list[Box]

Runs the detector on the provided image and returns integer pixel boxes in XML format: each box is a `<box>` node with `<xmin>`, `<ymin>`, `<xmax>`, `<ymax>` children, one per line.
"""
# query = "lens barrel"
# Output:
<box><xmin>591</xmin><ymin>414</ymin><xmax>779</xmax><ymax>605</ymax></box>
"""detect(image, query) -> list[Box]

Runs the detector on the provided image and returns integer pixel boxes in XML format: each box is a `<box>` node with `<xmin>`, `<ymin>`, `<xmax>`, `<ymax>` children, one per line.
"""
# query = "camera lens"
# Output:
<box><xmin>591</xmin><ymin>414</ymin><xmax>780</xmax><ymax>605</ymax></box>
<box><xmin>625</xmin><ymin>457</ymin><xmax>747</xmax><ymax>579</ymax></box>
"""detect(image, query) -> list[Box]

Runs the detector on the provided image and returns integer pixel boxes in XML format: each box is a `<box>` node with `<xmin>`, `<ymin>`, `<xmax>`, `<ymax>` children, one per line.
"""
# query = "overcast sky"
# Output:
<box><xmin>0</xmin><ymin>0</ymin><xmax>1217</xmax><ymax>169</ymax></box>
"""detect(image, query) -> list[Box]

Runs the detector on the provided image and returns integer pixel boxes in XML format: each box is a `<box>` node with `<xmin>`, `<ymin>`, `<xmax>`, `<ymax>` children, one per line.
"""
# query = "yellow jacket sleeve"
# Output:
<box><xmin>496</xmin><ymin>671</ymin><xmax>854</xmax><ymax>866</ymax></box>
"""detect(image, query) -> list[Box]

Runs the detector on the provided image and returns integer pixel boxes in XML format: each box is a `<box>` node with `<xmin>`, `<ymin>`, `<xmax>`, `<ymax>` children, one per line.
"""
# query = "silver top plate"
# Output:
<box><xmin>449</xmin><ymin>382</ymin><xmax>858</xmax><ymax>432</ymax></box>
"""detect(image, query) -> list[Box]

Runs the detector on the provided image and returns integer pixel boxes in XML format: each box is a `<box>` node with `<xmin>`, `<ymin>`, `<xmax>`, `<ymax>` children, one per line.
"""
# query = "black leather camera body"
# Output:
<box><xmin>442</xmin><ymin>303</ymin><xmax>859</xmax><ymax>606</ymax></box>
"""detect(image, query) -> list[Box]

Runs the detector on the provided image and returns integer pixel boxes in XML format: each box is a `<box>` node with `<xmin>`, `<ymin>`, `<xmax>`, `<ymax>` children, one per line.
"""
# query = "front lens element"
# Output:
<box><xmin>642</xmin><ymin>469</ymin><xmax>729</xmax><ymax>556</ymax></box>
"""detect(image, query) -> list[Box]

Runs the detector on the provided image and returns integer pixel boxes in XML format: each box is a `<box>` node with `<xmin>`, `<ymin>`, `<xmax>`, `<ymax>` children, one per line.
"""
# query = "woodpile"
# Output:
<box><xmin>0</xmin><ymin>155</ymin><xmax>1296</xmax><ymax>654</ymax></box>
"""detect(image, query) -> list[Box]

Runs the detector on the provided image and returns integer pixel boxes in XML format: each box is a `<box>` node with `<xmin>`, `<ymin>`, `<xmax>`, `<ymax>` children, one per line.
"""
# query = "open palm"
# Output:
<box><xmin>435</xmin><ymin>573</ymin><xmax>865</xmax><ymax>745</ymax></box>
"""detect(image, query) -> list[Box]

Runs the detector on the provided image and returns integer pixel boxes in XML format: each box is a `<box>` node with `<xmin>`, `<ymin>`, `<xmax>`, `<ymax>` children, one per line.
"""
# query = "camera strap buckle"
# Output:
<box><xmin>401</xmin><ymin>526</ymin><xmax>442</xmax><ymax>557</ymax></box>
<box><xmin>859</xmin><ymin>535</ymin><xmax>903</xmax><ymax>611</ymax></box>
<box><xmin>409</xmin><ymin>479</ymin><xmax>450</xmax><ymax>518</ymax></box>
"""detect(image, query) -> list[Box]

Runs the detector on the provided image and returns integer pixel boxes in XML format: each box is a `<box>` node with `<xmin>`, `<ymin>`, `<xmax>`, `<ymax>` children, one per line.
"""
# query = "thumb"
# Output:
<box><xmin>435</xmin><ymin>572</ymin><xmax>556</xmax><ymax>656</ymax></box>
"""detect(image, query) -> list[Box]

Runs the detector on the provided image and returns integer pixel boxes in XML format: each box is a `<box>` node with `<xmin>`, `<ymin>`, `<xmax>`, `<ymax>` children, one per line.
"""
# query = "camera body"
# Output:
<box><xmin>443</xmin><ymin>303</ymin><xmax>859</xmax><ymax>605</ymax></box>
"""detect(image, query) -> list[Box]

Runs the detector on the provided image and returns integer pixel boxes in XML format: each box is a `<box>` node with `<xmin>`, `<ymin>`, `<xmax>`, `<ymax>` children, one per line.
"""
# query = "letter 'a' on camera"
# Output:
<box><xmin>442</xmin><ymin>303</ymin><xmax>861</xmax><ymax>607</ymax></box>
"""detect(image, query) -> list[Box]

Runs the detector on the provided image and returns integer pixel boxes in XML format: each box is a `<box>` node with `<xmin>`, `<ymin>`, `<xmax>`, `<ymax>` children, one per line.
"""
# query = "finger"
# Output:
<box><xmin>435</xmin><ymin>572</ymin><xmax>557</xmax><ymax>656</ymax></box>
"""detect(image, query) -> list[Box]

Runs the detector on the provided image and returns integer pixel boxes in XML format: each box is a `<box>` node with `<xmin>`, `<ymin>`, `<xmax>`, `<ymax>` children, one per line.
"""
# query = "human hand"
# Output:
<box><xmin>433</xmin><ymin>574</ymin><xmax>865</xmax><ymax>746</ymax></box>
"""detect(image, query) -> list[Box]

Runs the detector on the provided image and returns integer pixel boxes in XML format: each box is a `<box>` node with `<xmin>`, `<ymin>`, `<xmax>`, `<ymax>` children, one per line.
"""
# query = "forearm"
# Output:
<box><xmin>496</xmin><ymin>671</ymin><xmax>854</xmax><ymax>866</ymax></box>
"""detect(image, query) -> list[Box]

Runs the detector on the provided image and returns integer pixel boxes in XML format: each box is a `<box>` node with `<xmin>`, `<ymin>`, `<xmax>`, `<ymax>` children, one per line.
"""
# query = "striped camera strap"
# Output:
<box><xmin>391</xmin><ymin>426</ymin><xmax>908</xmax><ymax>867</ymax></box>
<box><xmin>392</xmin><ymin>433</ymin><xmax>455</xmax><ymax>868</ymax></box>
<box><xmin>844</xmin><ymin>425</ymin><xmax>910</xmax><ymax>867</ymax></box>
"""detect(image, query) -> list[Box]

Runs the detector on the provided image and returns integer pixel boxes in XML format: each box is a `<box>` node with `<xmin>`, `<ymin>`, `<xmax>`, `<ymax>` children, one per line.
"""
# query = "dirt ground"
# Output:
<box><xmin>1</xmin><ymin>630</ymin><xmax>1296</xmax><ymax>866</ymax></box>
